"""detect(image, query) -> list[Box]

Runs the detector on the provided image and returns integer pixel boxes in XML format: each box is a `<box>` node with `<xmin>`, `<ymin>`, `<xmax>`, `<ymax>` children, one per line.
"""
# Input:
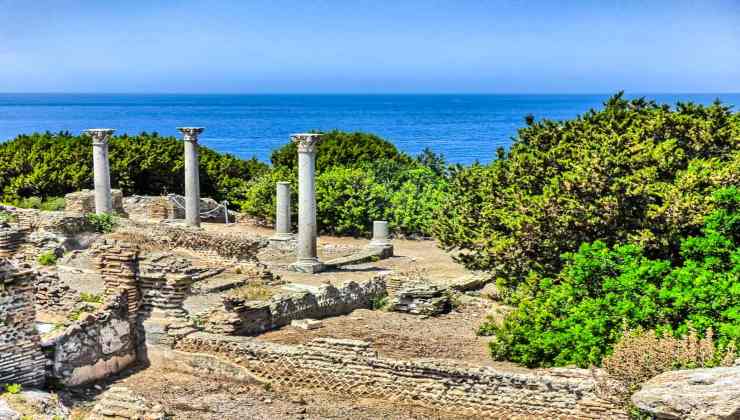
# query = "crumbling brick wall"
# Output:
<box><xmin>202</xmin><ymin>278</ymin><xmax>386</xmax><ymax>335</ymax></box>
<box><xmin>174</xmin><ymin>334</ymin><xmax>626</xmax><ymax>419</ymax></box>
<box><xmin>95</xmin><ymin>240</ymin><xmax>140</xmax><ymax>322</ymax></box>
<box><xmin>0</xmin><ymin>260</ymin><xmax>46</xmax><ymax>387</ymax></box>
<box><xmin>34</xmin><ymin>267</ymin><xmax>80</xmax><ymax>315</ymax></box>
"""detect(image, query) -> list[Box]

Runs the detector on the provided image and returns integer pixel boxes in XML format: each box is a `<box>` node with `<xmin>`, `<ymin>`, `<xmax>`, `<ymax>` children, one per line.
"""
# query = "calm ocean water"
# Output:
<box><xmin>0</xmin><ymin>94</ymin><xmax>738</xmax><ymax>164</ymax></box>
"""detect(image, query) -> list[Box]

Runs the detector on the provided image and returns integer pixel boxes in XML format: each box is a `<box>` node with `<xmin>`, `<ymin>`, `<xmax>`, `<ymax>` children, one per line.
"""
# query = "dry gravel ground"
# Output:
<box><xmin>259</xmin><ymin>302</ymin><xmax>520</xmax><ymax>371</ymax></box>
<box><xmin>66</xmin><ymin>364</ymin><xmax>475</xmax><ymax>419</ymax></box>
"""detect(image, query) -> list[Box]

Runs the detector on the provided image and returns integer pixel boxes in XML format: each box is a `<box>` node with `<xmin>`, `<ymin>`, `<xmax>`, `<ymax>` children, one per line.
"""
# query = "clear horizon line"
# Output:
<box><xmin>1</xmin><ymin>91</ymin><xmax>739</xmax><ymax>96</ymax></box>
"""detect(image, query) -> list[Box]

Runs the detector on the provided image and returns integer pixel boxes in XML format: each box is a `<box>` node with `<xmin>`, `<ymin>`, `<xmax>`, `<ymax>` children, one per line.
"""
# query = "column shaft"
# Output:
<box><xmin>86</xmin><ymin>129</ymin><xmax>115</xmax><ymax>214</ymax></box>
<box><xmin>273</xmin><ymin>182</ymin><xmax>292</xmax><ymax>239</ymax></box>
<box><xmin>184</xmin><ymin>139</ymin><xmax>200</xmax><ymax>227</ymax></box>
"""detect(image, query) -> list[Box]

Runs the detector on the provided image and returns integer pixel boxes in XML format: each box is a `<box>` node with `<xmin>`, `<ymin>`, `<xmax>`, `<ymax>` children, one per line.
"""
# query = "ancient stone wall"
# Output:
<box><xmin>173</xmin><ymin>333</ymin><xmax>626</xmax><ymax>419</ymax></box>
<box><xmin>115</xmin><ymin>222</ymin><xmax>266</xmax><ymax>260</ymax></box>
<box><xmin>0</xmin><ymin>261</ymin><xmax>46</xmax><ymax>387</ymax></box>
<box><xmin>138</xmin><ymin>257</ymin><xmax>194</xmax><ymax>319</ymax></box>
<box><xmin>44</xmin><ymin>290</ymin><xmax>136</xmax><ymax>386</ymax></box>
<box><xmin>122</xmin><ymin>195</ymin><xmax>232</xmax><ymax>223</ymax></box>
<box><xmin>0</xmin><ymin>225</ymin><xmax>23</xmax><ymax>259</ymax></box>
<box><xmin>34</xmin><ymin>268</ymin><xmax>80</xmax><ymax>315</ymax></box>
<box><xmin>65</xmin><ymin>189</ymin><xmax>124</xmax><ymax>215</ymax></box>
<box><xmin>203</xmin><ymin>278</ymin><xmax>386</xmax><ymax>335</ymax></box>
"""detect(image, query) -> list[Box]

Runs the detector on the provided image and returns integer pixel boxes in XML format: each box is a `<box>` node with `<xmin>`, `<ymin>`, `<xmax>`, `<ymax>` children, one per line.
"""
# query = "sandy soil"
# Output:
<box><xmin>204</xmin><ymin>222</ymin><xmax>471</xmax><ymax>288</ymax></box>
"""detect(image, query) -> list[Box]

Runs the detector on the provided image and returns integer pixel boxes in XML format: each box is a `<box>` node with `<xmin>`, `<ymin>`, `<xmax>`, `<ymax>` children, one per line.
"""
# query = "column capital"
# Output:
<box><xmin>177</xmin><ymin>127</ymin><xmax>205</xmax><ymax>142</ymax></box>
<box><xmin>291</xmin><ymin>133</ymin><xmax>322</xmax><ymax>153</ymax></box>
<box><xmin>85</xmin><ymin>128</ymin><xmax>115</xmax><ymax>145</ymax></box>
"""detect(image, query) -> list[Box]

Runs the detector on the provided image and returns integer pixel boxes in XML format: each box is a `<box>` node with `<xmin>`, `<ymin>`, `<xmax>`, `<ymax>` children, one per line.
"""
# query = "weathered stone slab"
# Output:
<box><xmin>632</xmin><ymin>365</ymin><xmax>740</xmax><ymax>419</ymax></box>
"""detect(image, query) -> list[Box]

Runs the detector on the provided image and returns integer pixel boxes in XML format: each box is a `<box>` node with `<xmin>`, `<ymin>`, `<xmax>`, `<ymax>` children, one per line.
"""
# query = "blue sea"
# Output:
<box><xmin>1</xmin><ymin>94</ymin><xmax>738</xmax><ymax>164</ymax></box>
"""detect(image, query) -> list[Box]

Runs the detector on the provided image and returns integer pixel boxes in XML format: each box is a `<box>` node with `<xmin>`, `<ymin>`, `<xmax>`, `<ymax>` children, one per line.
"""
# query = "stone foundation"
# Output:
<box><xmin>43</xmin><ymin>290</ymin><xmax>137</xmax><ymax>386</ymax></box>
<box><xmin>115</xmin><ymin>222</ymin><xmax>267</xmax><ymax>260</ymax></box>
<box><xmin>172</xmin><ymin>333</ymin><xmax>626</xmax><ymax>419</ymax></box>
<box><xmin>203</xmin><ymin>278</ymin><xmax>386</xmax><ymax>335</ymax></box>
<box><xmin>0</xmin><ymin>225</ymin><xmax>23</xmax><ymax>258</ymax></box>
<box><xmin>0</xmin><ymin>261</ymin><xmax>46</xmax><ymax>387</ymax></box>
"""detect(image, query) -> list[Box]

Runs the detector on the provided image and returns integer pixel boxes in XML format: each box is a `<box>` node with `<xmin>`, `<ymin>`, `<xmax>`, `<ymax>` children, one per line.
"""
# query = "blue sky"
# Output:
<box><xmin>0</xmin><ymin>0</ymin><xmax>738</xmax><ymax>93</ymax></box>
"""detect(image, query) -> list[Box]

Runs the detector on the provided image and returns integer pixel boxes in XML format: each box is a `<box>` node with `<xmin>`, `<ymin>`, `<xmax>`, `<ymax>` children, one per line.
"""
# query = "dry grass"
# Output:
<box><xmin>229</xmin><ymin>281</ymin><xmax>275</xmax><ymax>301</ymax></box>
<box><xmin>601</xmin><ymin>327</ymin><xmax>737</xmax><ymax>398</ymax></box>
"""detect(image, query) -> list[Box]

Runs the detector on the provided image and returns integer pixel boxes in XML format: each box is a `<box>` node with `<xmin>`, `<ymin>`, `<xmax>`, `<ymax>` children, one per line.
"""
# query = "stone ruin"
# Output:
<box><xmin>0</xmin><ymin>260</ymin><xmax>46</xmax><ymax>387</ymax></box>
<box><xmin>201</xmin><ymin>278</ymin><xmax>386</xmax><ymax>336</ymax></box>
<box><xmin>65</xmin><ymin>189</ymin><xmax>125</xmax><ymax>216</ymax></box>
<box><xmin>122</xmin><ymin>195</ymin><xmax>232</xmax><ymax>223</ymax></box>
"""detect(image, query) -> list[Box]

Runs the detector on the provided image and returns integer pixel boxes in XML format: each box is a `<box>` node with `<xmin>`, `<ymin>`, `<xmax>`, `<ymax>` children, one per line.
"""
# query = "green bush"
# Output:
<box><xmin>436</xmin><ymin>94</ymin><xmax>740</xmax><ymax>291</ymax></box>
<box><xmin>86</xmin><ymin>213</ymin><xmax>117</xmax><ymax>233</ymax></box>
<box><xmin>483</xmin><ymin>188</ymin><xmax>740</xmax><ymax>368</ymax></box>
<box><xmin>39</xmin><ymin>197</ymin><xmax>66</xmax><ymax>211</ymax></box>
<box><xmin>315</xmin><ymin>166</ymin><xmax>390</xmax><ymax>236</ymax></box>
<box><xmin>3</xmin><ymin>383</ymin><xmax>22</xmax><ymax>394</ymax></box>
<box><xmin>237</xmin><ymin>166</ymin><xmax>297</xmax><ymax>223</ymax></box>
<box><xmin>0</xmin><ymin>131</ymin><xmax>267</xmax><ymax>206</ymax></box>
<box><xmin>37</xmin><ymin>251</ymin><xmax>58</xmax><ymax>266</ymax></box>
<box><xmin>270</xmin><ymin>130</ymin><xmax>411</xmax><ymax>172</ymax></box>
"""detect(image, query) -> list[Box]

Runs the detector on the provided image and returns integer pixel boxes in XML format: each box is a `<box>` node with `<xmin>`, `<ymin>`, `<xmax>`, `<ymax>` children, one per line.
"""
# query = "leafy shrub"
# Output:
<box><xmin>3</xmin><ymin>383</ymin><xmax>22</xmax><ymax>394</ymax></box>
<box><xmin>270</xmin><ymin>130</ymin><xmax>411</xmax><ymax>172</ymax></box>
<box><xmin>315</xmin><ymin>166</ymin><xmax>390</xmax><ymax>236</ymax></box>
<box><xmin>86</xmin><ymin>213</ymin><xmax>117</xmax><ymax>233</ymax></box>
<box><xmin>237</xmin><ymin>166</ymin><xmax>297</xmax><ymax>223</ymax></box>
<box><xmin>436</xmin><ymin>94</ymin><xmax>740</xmax><ymax>290</ymax></box>
<box><xmin>603</xmin><ymin>327</ymin><xmax>736</xmax><ymax>395</ymax></box>
<box><xmin>0</xmin><ymin>131</ymin><xmax>267</xmax><ymax>205</ymax></box>
<box><xmin>37</xmin><ymin>251</ymin><xmax>58</xmax><ymax>266</ymax></box>
<box><xmin>484</xmin><ymin>188</ymin><xmax>740</xmax><ymax>368</ymax></box>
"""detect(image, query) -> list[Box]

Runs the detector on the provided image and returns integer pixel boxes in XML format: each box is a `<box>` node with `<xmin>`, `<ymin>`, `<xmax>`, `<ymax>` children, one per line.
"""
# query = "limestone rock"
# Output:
<box><xmin>631</xmin><ymin>365</ymin><xmax>740</xmax><ymax>419</ymax></box>
<box><xmin>480</xmin><ymin>282</ymin><xmax>501</xmax><ymax>301</ymax></box>
<box><xmin>390</xmin><ymin>283</ymin><xmax>450</xmax><ymax>316</ymax></box>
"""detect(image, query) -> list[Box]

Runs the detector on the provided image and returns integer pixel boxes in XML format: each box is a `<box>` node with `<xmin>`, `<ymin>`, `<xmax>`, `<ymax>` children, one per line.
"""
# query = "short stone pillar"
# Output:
<box><xmin>177</xmin><ymin>127</ymin><xmax>204</xmax><ymax>228</ymax></box>
<box><xmin>86</xmin><ymin>128</ymin><xmax>115</xmax><ymax>214</ymax></box>
<box><xmin>289</xmin><ymin>133</ymin><xmax>324</xmax><ymax>274</ymax></box>
<box><xmin>271</xmin><ymin>182</ymin><xmax>294</xmax><ymax>242</ymax></box>
<box><xmin>368</xmin><ymin>220</ymin><xmax>394</xmax><ymax>258</ymax></box>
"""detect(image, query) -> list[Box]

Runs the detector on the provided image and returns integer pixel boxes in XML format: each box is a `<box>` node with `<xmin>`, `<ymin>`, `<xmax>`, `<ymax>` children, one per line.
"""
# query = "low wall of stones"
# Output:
<box><xmin>115</xmin><ymin>222</ymin><xmax>266</xmax><ymax>260</ymax></box>
<box><xmin>43</xmin><ymin>290</ymin><xmax>136</xmax><ymax>386</ymax></box>
<box><xmin>172</xmin><ymin>333</ymin><xmax>625</xmax><ymax>419</ymax></box>
<box><xmin>65</xmin><ymin>189</ymin><xmax>124</xmax><ymax>216</ymax></box>
<box><xmin>123</xmin><ymin>195</ymin><xmax>232</xmax><ymax>223</ymax></box>
<box><xmin>0</xmin><ymin>261</ymin><xmax>46</xmax><ymax>387</ymax></box>
<box><xmin>203</xmin><ymin>278</ymin><xmax>386</xmax><ymax>335</ymax></box>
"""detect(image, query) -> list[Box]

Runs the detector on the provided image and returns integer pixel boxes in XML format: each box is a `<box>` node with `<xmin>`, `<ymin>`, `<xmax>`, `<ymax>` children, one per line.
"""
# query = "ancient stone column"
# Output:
<box><xmin>271</xmin><ymin>181</ymin><xmax>294</xmax><ymax>241</ymax></box>
<box><xmin>86</xmin><ymin>128</ymin><xmax>115</xmax><ymax>214</ymax></box>
<box><xmin>289</xmin><ymin>133</ymin><xmax>324</xmax><ymax>273</ymax></box>
<box><xmin>177</xmin><ymin>127</ymin><xmax>204</xmax><ymax>228</ymax></box>
<box><xmin>368</xmin><ymin>220</ymin><xmax>394</xmax><ymax>257</ymax></box>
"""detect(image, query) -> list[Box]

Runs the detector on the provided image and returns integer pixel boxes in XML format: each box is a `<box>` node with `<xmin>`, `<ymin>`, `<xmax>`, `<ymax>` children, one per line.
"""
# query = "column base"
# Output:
<box><xmin>288</xmin><ymin>259</ymin><xmax>325</xmax><ymax>274</ymax></box>
<box><xmin>269</xmin><ymin>234</ymin><xmax>296</xmax><ymax>251</ymax></box>
<box><xmin>368</xmin><ymin>241</ymin><xmax>394</xmax><ymax>258</ymax></box>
